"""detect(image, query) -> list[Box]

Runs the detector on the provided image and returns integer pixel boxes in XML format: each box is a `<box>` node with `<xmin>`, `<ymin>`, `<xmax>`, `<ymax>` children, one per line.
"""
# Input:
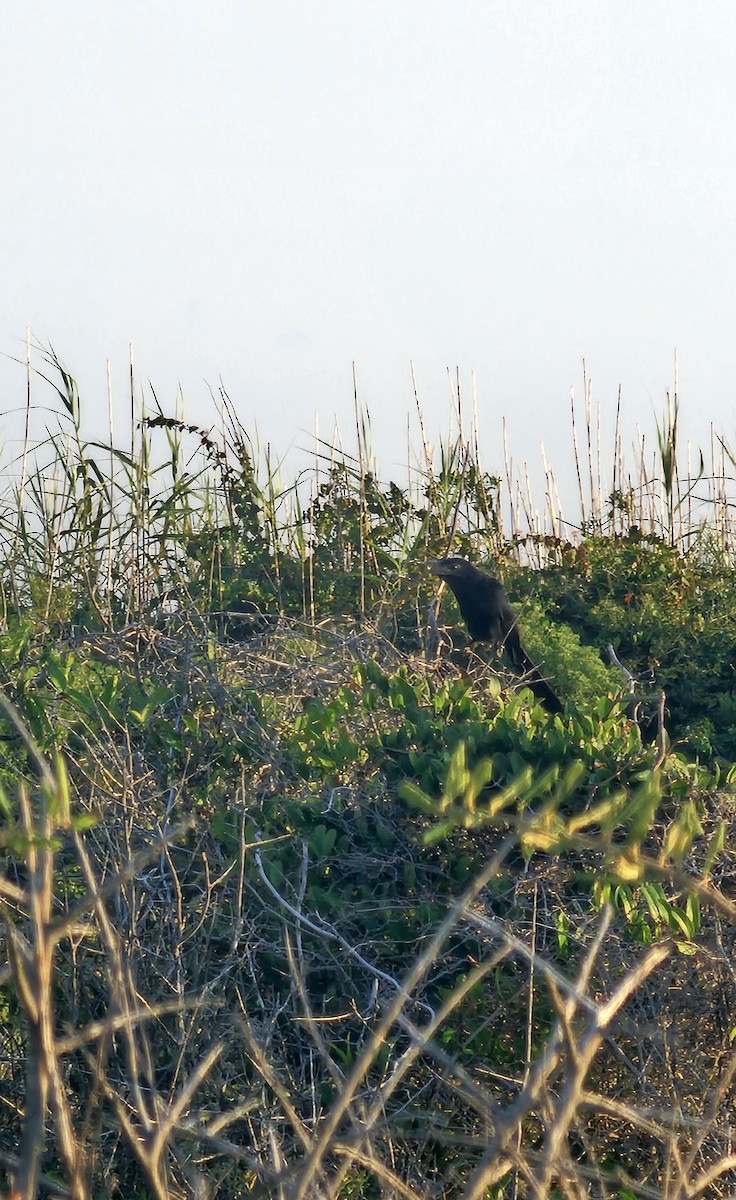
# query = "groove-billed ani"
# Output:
<box><xmin>430</xmin><ymin>557</ymin><xmax>562</xmax><ymax>713</ymax></box>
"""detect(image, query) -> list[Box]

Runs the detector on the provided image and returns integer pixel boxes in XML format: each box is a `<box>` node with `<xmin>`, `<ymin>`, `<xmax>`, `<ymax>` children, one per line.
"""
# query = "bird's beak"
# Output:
<box><xmin>430</xmin><ymin>558</ymin><xmax>449</xmax><ymax>578</ymax></box>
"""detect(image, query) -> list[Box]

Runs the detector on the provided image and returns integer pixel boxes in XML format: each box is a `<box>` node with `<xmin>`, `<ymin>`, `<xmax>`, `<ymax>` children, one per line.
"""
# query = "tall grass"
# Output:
<box><xmin>0</xmin><ymin>342</ymin><xmax>734</xmax><ymax>635</ymax></box>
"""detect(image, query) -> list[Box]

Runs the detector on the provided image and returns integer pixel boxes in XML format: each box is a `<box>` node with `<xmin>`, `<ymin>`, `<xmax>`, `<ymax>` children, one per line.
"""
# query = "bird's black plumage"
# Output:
<box><xmin>430</xmin><ymin>557</ymin><xmax>562</xmax><ymax>713</ymax></box>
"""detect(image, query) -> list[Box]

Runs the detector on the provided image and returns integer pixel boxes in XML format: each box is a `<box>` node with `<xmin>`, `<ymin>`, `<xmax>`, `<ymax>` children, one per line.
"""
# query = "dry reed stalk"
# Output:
<box><xmin>612</xmin><ymin>385</ymin><xmax>622</xmax><ymax>536</ymax></box>
<box><xmin>105</xmin><ymin>358</ymin><xmax>115</xmax><ymax>626</ymax></box>
<box><xmin>410</xmin><ymin>360</ymin><xmax>440</xmax><ymax>537</ymax></box>
<box><xmin>583</xmin><ymin>361</ymin><xmax>595</xmax><ymax>529</ymax></box>
<box><xmin>570</xmin><ymin>386</ymin><xmax>586</xmax><ymax>530</ymax></box>
<box><xmin>551</xmin><ymin>466</ymin><xmax>565</xmax><ymax>539</ymax></box>
<box><xmin>540</xmin><ymin>442</ymin><xmax>560</xmax><ymax>541</ymax></box>
<box><xmin>595</xmin><ymin>395</ymin><xmax>603</xmax><ymax>529</ymax></box>
<box><xmin>17</xmin><ymin>327</ymin><xmax>32</xmax><ymax>536</ymax></box>
<box><xmin>471</xmin><ymin>369</ymin><xmax>480</xmax><ymax>473</ymax></box>
<box><xmin>352</xmin><ymin>362</ymin><xmax>366</xmax><ymax>614</ymax></box>
<box><xmin>503</xmin><ymin>415</ymin><xmax>520</xmax><ymax>546</ymax></box>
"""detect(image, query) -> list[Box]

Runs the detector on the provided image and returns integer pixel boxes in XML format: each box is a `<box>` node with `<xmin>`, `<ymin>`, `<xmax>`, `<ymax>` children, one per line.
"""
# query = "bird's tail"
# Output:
<box><xmin>513</xmin><ymin>645</ymin><xmax>563</xmax><ymax>714</ymax></box>
<box><xmin>526</xmin><ymin>670</ymin><xmax>563</xmax><ymax>714</ymax></box>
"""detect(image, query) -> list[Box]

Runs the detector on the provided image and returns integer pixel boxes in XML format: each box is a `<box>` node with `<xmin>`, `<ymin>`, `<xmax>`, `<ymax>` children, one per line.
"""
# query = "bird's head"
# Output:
<box><xmin>430</xmin><ymin>557</ymin><xmax>474</xmax><ymax>579</ymax></box>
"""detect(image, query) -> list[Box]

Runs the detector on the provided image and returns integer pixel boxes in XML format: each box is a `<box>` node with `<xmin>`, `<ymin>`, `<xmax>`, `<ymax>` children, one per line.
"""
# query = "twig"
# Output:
<box><xmin>252</xmin><ymin>832</ymin><xmax>430</xmax><ymax>1013</ymax></box>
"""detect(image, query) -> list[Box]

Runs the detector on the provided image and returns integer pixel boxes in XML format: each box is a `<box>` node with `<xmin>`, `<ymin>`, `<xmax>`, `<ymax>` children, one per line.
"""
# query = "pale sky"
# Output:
<box><xmin>2</xmin><ymin>1</ymin><xmax>735</xmax><ymax>517</ymax></box>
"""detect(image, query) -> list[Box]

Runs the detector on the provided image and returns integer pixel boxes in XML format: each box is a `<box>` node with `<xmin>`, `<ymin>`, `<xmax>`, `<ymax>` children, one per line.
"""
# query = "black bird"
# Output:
<box><xmin>430</xmin><ymin>557</ymin><xmax>562</xmax><ymax>713</ymax></box>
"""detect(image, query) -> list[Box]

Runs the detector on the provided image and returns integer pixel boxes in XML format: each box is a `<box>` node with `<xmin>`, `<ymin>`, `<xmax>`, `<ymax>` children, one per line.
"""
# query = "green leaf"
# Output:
<box><xmin>703</xmin><ymin>821</ymin><xmax>726</xmax><ymax>879</ymax></box>
<box><xmin>309</xmin><ymin>824</ymin><xmax>337</xmax><ymax>857</ymax></box>
<box><xmin>663</xmin><ymin>800</ymin><xmax>703</xmax><ymax>865</ymax></box>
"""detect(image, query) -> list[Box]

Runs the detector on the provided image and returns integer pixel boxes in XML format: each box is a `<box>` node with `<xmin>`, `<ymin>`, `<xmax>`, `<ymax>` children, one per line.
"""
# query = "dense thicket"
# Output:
<box><xmin>1</xmin><ymin>352</ymin><xmax>736</xmax><ymax>1199</ymax></box>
